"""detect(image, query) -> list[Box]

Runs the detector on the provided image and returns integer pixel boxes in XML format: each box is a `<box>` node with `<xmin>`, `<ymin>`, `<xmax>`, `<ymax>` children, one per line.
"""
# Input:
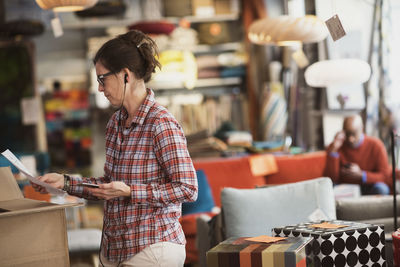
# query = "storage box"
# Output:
<box><xmin>163</xmin><ymin>0</ymin><xmax>192</xmax><ymax>17</ymax></box>
<box><xmin>0</xmin><ymin>167</ymin><xmax>77</xmax><ymax>266</ymax></box>
<box><xmin>192</xmin><ymin>0</ymin><xmax>215</xmax><ymax>17</ymax></box>
<box><xmin>273</xmin><ymin>220</ymin><xmax>387</xmax><ymax>266</ymax></box>
<box><xmin>214</xmin><ymin>0</ymin><xmax>231</xmax><ymax>14</ymax></box>
<box><xmin>207</xmin><ymin>236</ymin><xmax>312</xmax><ymax>266</ymax></box>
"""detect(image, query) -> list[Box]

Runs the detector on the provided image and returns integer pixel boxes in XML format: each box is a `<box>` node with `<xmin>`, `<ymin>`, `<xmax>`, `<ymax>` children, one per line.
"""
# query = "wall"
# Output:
<box><xmin>316</xmin><ymin>0</ymin><xmax>400</xmax><ymax>137</ymax></box>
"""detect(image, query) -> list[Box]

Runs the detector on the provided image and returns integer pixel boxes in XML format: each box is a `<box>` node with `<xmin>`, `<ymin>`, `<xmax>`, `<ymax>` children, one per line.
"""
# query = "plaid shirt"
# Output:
<box><xmin>67</xmin><ymin>89</ymin><xmax>198</xmax><ymax>262</ymax></box>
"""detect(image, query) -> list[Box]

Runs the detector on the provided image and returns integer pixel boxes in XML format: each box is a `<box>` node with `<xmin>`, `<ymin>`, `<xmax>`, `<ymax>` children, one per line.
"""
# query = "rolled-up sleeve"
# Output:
<box><xmin>129</xmin><ymin>116</ymin><xmax>198</xmax><ymax>205</ymax></box>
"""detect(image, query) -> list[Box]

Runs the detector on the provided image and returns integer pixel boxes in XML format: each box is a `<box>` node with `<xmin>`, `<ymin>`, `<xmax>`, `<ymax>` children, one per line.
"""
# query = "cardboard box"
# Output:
<box><xmin>192</xmin><ymin>0</ymin><xmax>215</xmax><ymax>17</ymax></box>
<box><xmin>207</xmin><ymin>236</ymin><xmax>312</xmax><ymax>266</ymax></box>
<box><xmin>163</xmin><ymin>0</ymin><xmax>192</xmax><ymax>17</ymax></box>
<box><xmin>214</xmin><ymin>0</ymin><xmax>231</xmax><ymax>14</ymax></box>
<box><xmin>273</xmin><ymin>220</ymin><xmax>387</xmax><ymax>266</ymax></box>
<box><xmin>0</xmin><ymin>167</ymin><xmax>77</xmax><ymax>266</ymax></box>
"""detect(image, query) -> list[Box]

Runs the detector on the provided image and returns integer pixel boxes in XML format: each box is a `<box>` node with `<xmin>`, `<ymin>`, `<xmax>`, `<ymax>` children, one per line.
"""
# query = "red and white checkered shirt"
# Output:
<box><xmin>67</xmin><ymin>89</ymin><xmax>198</xmax><ymax>262</ymax></box>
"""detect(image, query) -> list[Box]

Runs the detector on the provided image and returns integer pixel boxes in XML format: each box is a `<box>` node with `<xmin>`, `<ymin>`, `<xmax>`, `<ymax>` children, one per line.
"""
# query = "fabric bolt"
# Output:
<box><xmin>196</xmin><ymin>55</ymin><xmax>221</xmax><ymax>70</ymax></box>
<box><xmin>324</xmin><ymin>136</ymin><xmax>391</xmax><ymax>185</ymax></box>
<box><xmin>207</xmin><ymin>237</ymin><xmax>311</xmax><ymax>267</ymax></box>
<box><xmin>128</xmin><ymin>21</ymin><xmax>176</xmax><ymax>35</ymax></box>
<box><xmin>197</xmin><ymin>68</ymin><xmax>221</xmax><ymax>79</ymax></box>
<box><xmin>66</xmin><ymin>89</ymin><xmax>198</xmax><ymax>263</ymax></box>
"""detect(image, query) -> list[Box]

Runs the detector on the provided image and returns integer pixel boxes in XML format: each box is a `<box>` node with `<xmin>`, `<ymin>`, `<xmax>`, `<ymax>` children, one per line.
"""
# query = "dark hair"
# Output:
<box><xmin>93</xmin><ymin>30</ymin><xmax>161</xmax><ymax>83</ymax></box>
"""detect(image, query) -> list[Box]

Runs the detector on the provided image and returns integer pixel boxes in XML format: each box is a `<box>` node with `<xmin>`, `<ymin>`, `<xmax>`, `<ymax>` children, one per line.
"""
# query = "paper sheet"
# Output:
<box><xmin>245</xmin><ymin>235</ymin><xmax>286</xmax><ymax>244</ymax></box>
<box><xmin>21</xmin><ymin>97</ymin><xmax>40</xmax><ymax>125</ymax></box>
<box><xmin>310</xmin><ymin>222</ymin><xmax>348</xmax><ymax>229</ymax></box>
<box><xmin>1</xmin><ymin>149</ymin><xmax>64</xmax><ymax>195</ymax></box>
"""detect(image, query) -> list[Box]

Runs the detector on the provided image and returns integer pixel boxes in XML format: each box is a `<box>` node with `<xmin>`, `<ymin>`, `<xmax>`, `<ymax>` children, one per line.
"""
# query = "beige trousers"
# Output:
<box><xmin>99</xmin><ymin>242</ymin><xmax>185</xmax><ymax>267</ymax></box>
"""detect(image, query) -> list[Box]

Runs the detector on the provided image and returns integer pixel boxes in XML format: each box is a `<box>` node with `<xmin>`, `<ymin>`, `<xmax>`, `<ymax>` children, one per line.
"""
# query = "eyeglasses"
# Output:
<box><xmin>97</xmin><ymin>71</ymin><xmax>113</xmax><ymax>87</ymax></box>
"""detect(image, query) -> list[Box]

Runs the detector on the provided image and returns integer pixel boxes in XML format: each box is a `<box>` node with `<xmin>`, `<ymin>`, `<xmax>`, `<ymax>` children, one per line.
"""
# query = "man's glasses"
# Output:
<box><xmin>97</xmin><ymin>71</ymin><xmax>113</xmax><ymax>87</ymax></box>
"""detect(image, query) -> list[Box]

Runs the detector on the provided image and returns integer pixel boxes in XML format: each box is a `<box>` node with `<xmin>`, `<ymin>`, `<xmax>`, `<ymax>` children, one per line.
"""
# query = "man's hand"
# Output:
<box><xmin>331</xmin><ymin>131</ymin><xmax>345</xmax><ymax>152</ymax></box>
<box><xmin>340</xmin><ymin>163</ymin><xmax>363</xmax><ymax>183</ymax></box>
<box><xmin>88</xmin><ymin>181</ymin><xmax>131</xmax><ymax>200</ymax></box>
<box><xmin>31</xmin><ymin>173</ymin><xmax>64</xmax><ymax>194</ymax></box>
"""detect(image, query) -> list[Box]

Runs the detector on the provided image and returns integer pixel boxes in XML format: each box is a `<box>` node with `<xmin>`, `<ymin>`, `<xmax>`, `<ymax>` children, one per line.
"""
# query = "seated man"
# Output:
<box><xmin>324</xmin><ymin>114</ymin><xmax>391</xmax><ymax>195</ymax></box>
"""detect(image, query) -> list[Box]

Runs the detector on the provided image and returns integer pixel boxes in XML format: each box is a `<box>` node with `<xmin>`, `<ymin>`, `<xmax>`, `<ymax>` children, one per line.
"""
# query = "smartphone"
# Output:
<box><xmin>343</xmin><ymin>163</ymin><xmax>352</xmax><ymax>168</ymax></box>
<box><xmin>79</xmin><ymin>182</ymin><xmax>100</xmax><ymax>188</ymax></box>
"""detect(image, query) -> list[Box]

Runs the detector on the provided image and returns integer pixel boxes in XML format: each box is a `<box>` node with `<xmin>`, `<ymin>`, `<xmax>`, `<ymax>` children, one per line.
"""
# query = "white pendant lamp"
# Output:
<box><xmin>248</xmin><ymin>15</ymin><xmax>328</xmax><ymax>46</ymax></box>
<box><xmin>304</xmin><ymin>59</ymin><xmax>371</xmax><ymax>87</ymax></box>
<box><xmin>35</xmin><ymin>0</ymin><xmax>98</xmax><ymax>12</ymax></box>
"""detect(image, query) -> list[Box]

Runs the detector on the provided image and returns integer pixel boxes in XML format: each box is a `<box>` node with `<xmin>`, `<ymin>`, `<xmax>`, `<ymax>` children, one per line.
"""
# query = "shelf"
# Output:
<box><xmin>149</xmin><ymin>77</ymin><xmax>242</xmax><ymax>90</ymax></box>
<box><xmin>189</xmin><ymin>42</ymin><xmax>242</xmax><ymax>54</ymax></box>
<box><xmin>149</xmin><ymin>77</ymin><xmax>243</xmax><ymax>96</ymax></box>
<box><xmin>310</xmin><ymin>109</ymin><xmax>364</xmax><ymax>116</ymax></box>
<box><xmin>61</xmin><ymin>13</ymin><xmax>240</xmax><ymax>30</ymax></box>
<box><xmin>166</xmin><ymin>13</ymin><xmax>240</xmax><ymax>23</ymax></box>
<box><xmin>154</xmin><ymin>85</ymin><xmax>242</xmax><ymax>97</ymax></box>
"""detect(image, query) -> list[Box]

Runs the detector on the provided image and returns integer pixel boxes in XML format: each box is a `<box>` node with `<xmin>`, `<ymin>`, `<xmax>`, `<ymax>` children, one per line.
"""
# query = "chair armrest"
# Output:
<box><xmin>196</xmin><ymin>210</ymin><xmax>224</xmax><ymax>267</ymax></box>
<box><xmin>336</xmin><ymin>195</ymin><xmax>400</xmax><ymax>221</ymax></box>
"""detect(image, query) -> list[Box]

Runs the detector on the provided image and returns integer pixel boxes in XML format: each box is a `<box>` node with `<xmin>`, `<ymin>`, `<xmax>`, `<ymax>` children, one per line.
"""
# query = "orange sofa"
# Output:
<box><xmin>181</xmin><ymin>151</ymin><xmax>328</xmax><ymax>264</ymax></box>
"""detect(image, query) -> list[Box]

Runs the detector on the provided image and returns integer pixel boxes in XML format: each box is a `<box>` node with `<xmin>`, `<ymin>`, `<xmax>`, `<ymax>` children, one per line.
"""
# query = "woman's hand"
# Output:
<box><xmin>31</xmin><ymin>173</ymin><xmax>64</xmax><ymax>194</ymax></box>
<box><xmin>88</xmin><ymin>181</ymin><xmax>131</xmax><ymax>200</ymax></box>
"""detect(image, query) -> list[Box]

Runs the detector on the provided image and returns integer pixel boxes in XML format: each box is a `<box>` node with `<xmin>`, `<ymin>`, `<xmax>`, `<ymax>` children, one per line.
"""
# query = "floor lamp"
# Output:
<box><xmin>391</xmin><ymin>130</ymin><xmax>398</xmax><ymax>231</ymax></box>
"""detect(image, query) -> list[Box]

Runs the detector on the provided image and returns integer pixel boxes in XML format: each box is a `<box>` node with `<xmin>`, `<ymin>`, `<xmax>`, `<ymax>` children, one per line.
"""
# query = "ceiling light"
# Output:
<box><xmin>35</xmin><ymin>0</ymin><xmax>98</xmax><ymax>12</ymax></box>
<box><xmin>248</xmin><ymin>15</ymin><xmax>328</xmax><ymax>46</ymax></box>
<box><xmin>305</xmin><ymin>59</ymin><xmax>371</xmax><ymax>87</ymax></box>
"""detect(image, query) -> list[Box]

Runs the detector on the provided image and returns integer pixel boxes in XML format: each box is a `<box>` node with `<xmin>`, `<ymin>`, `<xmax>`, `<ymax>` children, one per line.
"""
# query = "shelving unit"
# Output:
<box><xmin>150</xmin><ymin>77</ymin><xmax>241</xmax><ymax>91</ymax></box>
<box><xmin>77</xmin><ymin>1</ymin><xmax>248</xmax><ymax>138</ymax></box>
<box><xmin>61</xmin><ymin>13</ymin><xmax>240</xmax><ymax>30</ymax></box>
<box><xmin>190</xmin><ymin>42</ymin><xmax>242</xmax><ymax>54</ymax></box>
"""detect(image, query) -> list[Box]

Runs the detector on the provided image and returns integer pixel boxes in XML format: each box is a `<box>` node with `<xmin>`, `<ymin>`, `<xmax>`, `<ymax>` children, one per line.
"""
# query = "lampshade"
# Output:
<box><xmin>35</xmin><ymin>0</ymin><xmax>98</xmax><ymax>12</ymax></box>
<box><xmin>248</xmin><ymin>15</ymin><xmax>328</xmax><ymax>46</ymax></box>
<box><xmin>304</xmin><ymin>59</ymin><xmax>371</xmax><ymax>87</ymax></box>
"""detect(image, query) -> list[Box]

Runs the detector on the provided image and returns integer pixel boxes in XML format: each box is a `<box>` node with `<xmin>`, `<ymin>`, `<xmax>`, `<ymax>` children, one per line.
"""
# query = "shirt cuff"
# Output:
<box><xmin>329</xmin><ymin>152</ymin><xmax>339</xmax><ymax>158</ymax></box>
<box><xmin>361</xmin><ymin>171</ymin><xmax>367</xmax><ymax>183</ymax></box>
<box><xmin>68</xmin><ymin>175</ymin><xmax>84</xmax><ymax>195</ymax></box>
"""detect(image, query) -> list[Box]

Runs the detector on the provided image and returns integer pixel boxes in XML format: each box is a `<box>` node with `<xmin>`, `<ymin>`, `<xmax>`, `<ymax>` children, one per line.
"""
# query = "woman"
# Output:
<box><xmin>32</xmin><ymin>30</ymin><xmax>198</xmax><ymax>267</ymax></box>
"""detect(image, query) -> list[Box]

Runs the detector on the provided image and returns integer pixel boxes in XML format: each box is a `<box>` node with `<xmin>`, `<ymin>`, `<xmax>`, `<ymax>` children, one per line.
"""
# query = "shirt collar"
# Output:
<box><xmin>118</xmin><ymin>88</ymin><xmax>155</xmax><ymax>127</ymax></box>
<box><xmin>354</xmin><ymin>133</ymin><xmax>365</xmax><ymax>148</ymax></box>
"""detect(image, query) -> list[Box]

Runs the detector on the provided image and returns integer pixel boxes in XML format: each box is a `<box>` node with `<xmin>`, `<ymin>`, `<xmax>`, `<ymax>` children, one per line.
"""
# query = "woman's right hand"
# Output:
<box><xmin>31</xmin><ymin>173</ymin><xmax>64</xmax><ymax>194</ymax></box>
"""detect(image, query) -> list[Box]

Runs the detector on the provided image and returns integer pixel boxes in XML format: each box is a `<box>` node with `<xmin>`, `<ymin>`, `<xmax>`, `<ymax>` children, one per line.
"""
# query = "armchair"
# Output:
<box><xmin>196</xmin><ymin>177</ymin><xmax>336</xmax><ymax>267</ymax></box>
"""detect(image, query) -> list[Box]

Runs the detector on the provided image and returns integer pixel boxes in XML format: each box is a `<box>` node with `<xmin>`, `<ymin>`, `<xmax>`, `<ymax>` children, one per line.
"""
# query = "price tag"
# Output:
<box><xmin>325</xmin><ymin>14</ymin><xmax>346</xmax><ymax>41</ymax></box>
<box><xmin>51</xmin><ymin>17</ymin><xmax>64</xmax><ymax>38</ymax></box>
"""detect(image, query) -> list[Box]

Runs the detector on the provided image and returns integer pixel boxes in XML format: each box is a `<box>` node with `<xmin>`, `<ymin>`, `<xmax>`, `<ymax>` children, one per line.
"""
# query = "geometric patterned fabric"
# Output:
<box><xmin>273</xmin><ymin>220</ymin><xmax>387</xmax><ymax>267</ymax></box>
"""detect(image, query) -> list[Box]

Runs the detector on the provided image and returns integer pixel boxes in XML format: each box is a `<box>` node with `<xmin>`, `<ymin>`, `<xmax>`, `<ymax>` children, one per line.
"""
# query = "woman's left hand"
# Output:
<box><xmin>88</xmin><ymin>181</ymin><xmax>131</xmax><ymax>200</ymax></box>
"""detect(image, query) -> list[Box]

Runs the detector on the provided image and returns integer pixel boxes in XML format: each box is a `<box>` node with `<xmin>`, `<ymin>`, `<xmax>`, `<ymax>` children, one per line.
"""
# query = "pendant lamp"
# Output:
<box><xmin>35</xmin><ymin>0</ymin><xmax>98</xmax><ymax>12</ymax></box>
<box><xmin>304</xmin><ymin>59</ymin><xmax>371</xmax><ymax>87</ymax></box>
<box><xmin>248</xmin><ymin>15</ymin><xmax>328</xmax><ymax>46</ymax></box>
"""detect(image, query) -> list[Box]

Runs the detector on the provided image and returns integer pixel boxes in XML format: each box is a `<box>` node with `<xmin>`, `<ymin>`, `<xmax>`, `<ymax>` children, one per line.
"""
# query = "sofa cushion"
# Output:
<box><xmin>182</xmin><ymin>170</ymin><xmax>215</xmax><ymax>216</ymax></box>
<box><xmin>336</xmin><ymin>195</ymin><xmax>400</xmax><ymax>221</ymax></box>
<box><xmin>265</xmin><ymin>151</ymin><xmax>327</xmax><ymax>184</ymax></box>
<box><xmin>221</xmin><ymin>177</ymin><xmax>336</xmax><ymax>238</ymax></box>
<box><xmin>194</xmin><ymin>157</ymin><xmax>266</xmax><ymax>207</ymax></box>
